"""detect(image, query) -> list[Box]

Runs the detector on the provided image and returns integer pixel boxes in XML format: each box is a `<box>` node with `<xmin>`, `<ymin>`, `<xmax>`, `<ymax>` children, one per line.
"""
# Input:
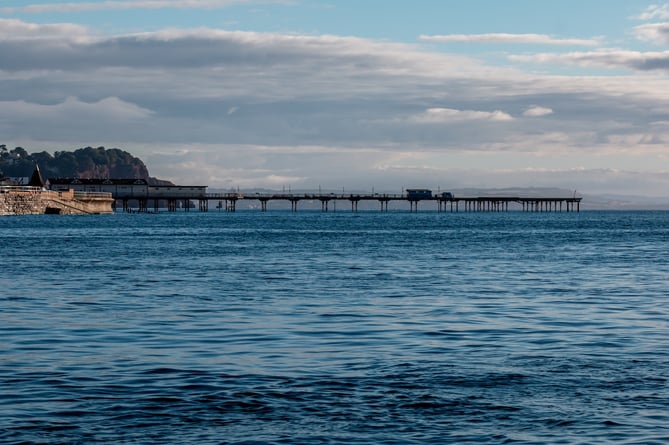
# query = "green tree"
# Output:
<box><xmin>0</xmin><ymin>145</ymin><xmax>156</xmax><ymax>181</ymax></box>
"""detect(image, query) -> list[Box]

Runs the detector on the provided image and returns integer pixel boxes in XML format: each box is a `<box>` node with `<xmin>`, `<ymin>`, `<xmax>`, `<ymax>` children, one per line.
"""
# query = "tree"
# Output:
<box><xmin>0</xmin><ymin>145</ymin><xmax>157</xmax><ymax>181</ymax></box>
<box><xmin>11</xmin><ymin>147</ymin><xmax>29</xmax><ymax>158</ymax></box>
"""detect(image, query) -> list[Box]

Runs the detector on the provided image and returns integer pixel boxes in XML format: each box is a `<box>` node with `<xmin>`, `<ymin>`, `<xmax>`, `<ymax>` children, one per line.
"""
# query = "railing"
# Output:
<box><xmin>42</xmin><ymin>190</ymin><xmax>74</xmax><ymax>200</ymax></box>
<box><xmin>205</xmin><ymin>192</ymin><xmax>408</xmax><ymax>200</ymax></box>
<box><xmin>73</xmin><ymin>191</ymin><xmax>113</xmax><ymax>199</ymax></box>
<box><xmin>0</xmin><ymin>185</ymin><xmax>43</xmax><ymax>193</ymax></box>
<box><xmin>1</xmin><ymin>187</ymin><xmax>112</xmax><ymax>200</ymax></box>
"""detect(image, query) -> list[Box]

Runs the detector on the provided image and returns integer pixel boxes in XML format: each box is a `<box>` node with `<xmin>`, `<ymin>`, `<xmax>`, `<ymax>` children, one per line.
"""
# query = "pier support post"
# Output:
<box><xmin>225</xmin><ymin>199</ymin><xmax>237</xmax><ymax>212</ymax></box>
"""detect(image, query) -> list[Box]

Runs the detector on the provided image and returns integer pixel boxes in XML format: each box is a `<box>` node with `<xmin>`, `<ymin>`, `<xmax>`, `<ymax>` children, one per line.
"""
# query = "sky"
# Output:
<box><xmin>2</xmin><ymin>1</ymin><xmax>669</xmax><ymax>196</ymax></box>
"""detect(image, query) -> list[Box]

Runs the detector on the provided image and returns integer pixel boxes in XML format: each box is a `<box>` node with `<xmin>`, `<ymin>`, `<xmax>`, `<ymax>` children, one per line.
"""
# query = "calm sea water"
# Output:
<box><xmin>1</xmin><ymin>210</ymin><xmax>668</xmax><ymax>444</ymax></box>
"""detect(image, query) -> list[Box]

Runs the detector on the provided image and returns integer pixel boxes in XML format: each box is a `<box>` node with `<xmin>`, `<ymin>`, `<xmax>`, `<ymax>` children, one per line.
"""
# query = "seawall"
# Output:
<box><xmin>0</xmin><ymin>188</ymin><xmax>114</xmax><ymax>215</ymax></box>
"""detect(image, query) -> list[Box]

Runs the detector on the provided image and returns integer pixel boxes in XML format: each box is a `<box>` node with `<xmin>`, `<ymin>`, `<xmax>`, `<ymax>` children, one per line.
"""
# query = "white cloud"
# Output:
<box><xmin>1</xmin><ymin>0</ymin><xmax>288</xmax><ymax>14</ymax></box>
<box><xmin>634</xmin><ymin>4</ymin><xmax>669</xmax><ymax>20</ymax></box>
<box><xmin>523</xmin><ymin>106</ymin><xmax>553</xmax><ymax>117</ymax></box>
<box><xmin>0</xmin><ymin>18</ymin><xmax>89</xmax><ymax>41</ymax></box>
<box><xmin>419</xmin><ymin>33</ymin><xmax>601</xmax><ymax>46</ymax></box>
<box><xmin>409</xmin><ymin>108</ymin><xmax>514</xmax><ymax>123</ymax></box>
<box><xmin>633</xmin><ymin>22</ymin><xmax>669</xmax><ymax>44</ymax></box>
<box><xmin>0</xmin><ymin>96</ymin><xmax>152</xmax><ymax>120</ymax></box>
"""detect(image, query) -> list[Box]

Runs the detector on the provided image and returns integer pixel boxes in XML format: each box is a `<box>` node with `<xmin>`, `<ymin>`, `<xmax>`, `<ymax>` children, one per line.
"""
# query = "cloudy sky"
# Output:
<box><xmin>3</xmin><ymin>1</ymin><xmax>669</xmax><ymax>195</ymax></box>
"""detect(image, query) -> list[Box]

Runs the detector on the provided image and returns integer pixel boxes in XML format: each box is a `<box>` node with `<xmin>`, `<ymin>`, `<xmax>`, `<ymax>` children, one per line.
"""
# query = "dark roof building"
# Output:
<box><xmin>47</xmin><ymin>178</ymin><xmax>207</xmax><ymax>199</ymax></box>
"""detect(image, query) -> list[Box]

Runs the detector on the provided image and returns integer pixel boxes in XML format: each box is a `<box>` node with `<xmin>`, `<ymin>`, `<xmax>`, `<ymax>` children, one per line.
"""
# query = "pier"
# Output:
<box><xmin>169</xmin><ymin>192</ymin><xmax>582</xmax><ymax>213</ymax></box>
<box><xmin>47</xmin><ymin>179</ymin><xmax>582</xmax><ymax>213</ymax></box>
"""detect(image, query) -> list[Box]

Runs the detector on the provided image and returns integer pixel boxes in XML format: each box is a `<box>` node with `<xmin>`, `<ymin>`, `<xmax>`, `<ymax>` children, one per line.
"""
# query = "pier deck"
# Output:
<box><xmin>189</xmin><ymin>192</ymin><xmax>582</xmax><ymax>213</ymax></box>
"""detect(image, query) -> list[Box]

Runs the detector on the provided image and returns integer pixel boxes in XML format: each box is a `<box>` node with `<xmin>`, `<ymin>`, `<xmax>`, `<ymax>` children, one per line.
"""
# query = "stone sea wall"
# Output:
<box><xmin>1</xmin><ymin>190</ymin><xmax>114</xmax><ymax>215</ymax></box>
<box><xmin>0</xmin><ymin>192</ymin><xmax>45</xmax><ymax>215</ymax></box>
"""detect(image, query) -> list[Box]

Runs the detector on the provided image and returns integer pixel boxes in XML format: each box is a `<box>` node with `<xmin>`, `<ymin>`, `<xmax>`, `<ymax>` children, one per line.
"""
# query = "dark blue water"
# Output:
<box><xmin>1</xmin><ymin>211</ymin><xmax>668</xmax><ymax>444</ymax></box>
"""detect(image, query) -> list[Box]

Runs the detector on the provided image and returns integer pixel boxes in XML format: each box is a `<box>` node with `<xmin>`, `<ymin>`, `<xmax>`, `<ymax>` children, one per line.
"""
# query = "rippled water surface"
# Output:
<box><xmin>1</xmin><ymin>211</ymin><xmax>668</xmax><ymax>444</ymax></box>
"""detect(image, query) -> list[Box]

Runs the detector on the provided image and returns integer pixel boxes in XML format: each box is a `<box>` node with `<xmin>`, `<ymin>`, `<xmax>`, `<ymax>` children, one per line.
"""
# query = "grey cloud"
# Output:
<box><xmin>5</xmin><ymin>21</ymin><xmax>669</xmax><ymax>197</ymax></box>
<box><xmin>420</xmin><ymin>33</ymin><xmax>600</xmax><ymax>46</ymax></box>
<box><xmin>510</xmin><ymin>49</ymin><xmax>669</xmax><ymax>72</ymax></box>
<box><xmin>0</xmin><ymin>97</ymin><xmax>154</xmax><ymax>142</ymax></box>
<box><xmin>0</xmin><ymin>35</ymin><xmax>290</xmax><ymax>71</ymax></box>
<box><xmin>0</xmin><ymin>28</ymin><xmax>438</xmax><ymax>73</ymax></box>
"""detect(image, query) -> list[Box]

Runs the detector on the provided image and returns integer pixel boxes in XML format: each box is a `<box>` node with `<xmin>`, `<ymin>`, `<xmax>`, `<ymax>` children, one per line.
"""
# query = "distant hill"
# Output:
<box><xmin>0</xmin><ymin>145</ymin><xmax>171</xmax><ymax>185</ymax></box>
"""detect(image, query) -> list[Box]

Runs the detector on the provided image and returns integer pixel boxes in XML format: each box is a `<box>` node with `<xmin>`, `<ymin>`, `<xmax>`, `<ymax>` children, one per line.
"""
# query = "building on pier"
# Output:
<box><xmin>48</xmin><ymin>178</ymin><xmax>150</xmax><ymax>196</ymax></box>
<box><xmin>48</xmin><ymin>178</ymin><xmax>208</xmax><ymax>212</ymax></box>
<box><xmin>406</xmin><ymin>189</ymin><xmax>433</xmax><ymax>199</ymax></box>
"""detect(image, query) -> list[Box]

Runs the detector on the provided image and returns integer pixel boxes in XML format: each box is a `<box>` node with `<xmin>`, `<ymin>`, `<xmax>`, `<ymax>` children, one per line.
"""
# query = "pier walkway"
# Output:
<box><xmin>166</xmin><ymin>192</ymin><xmax>582</xmax><ymax>213</ymax></box>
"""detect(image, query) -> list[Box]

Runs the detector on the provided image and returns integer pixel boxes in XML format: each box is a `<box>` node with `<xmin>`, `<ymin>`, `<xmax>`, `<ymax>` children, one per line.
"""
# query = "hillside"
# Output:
<box><xmin>0</xmin><ymin>145</ymin><xmax>170</xmax><ymax>185</ymax></box>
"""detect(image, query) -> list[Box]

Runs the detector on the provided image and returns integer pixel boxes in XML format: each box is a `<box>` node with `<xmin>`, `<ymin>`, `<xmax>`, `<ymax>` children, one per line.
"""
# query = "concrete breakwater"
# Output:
<box><xmin>0</xmin><ymin>187</ymin><xmax>114</xmax><ymax>215</ymax></box>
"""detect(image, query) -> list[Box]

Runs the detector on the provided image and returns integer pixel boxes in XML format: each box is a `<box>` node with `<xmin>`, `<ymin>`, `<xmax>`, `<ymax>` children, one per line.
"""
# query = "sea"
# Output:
<box><xmin>1</xmin><ymin>210</ymin><xmax>667</xmax><ymax>444</ymax></box>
